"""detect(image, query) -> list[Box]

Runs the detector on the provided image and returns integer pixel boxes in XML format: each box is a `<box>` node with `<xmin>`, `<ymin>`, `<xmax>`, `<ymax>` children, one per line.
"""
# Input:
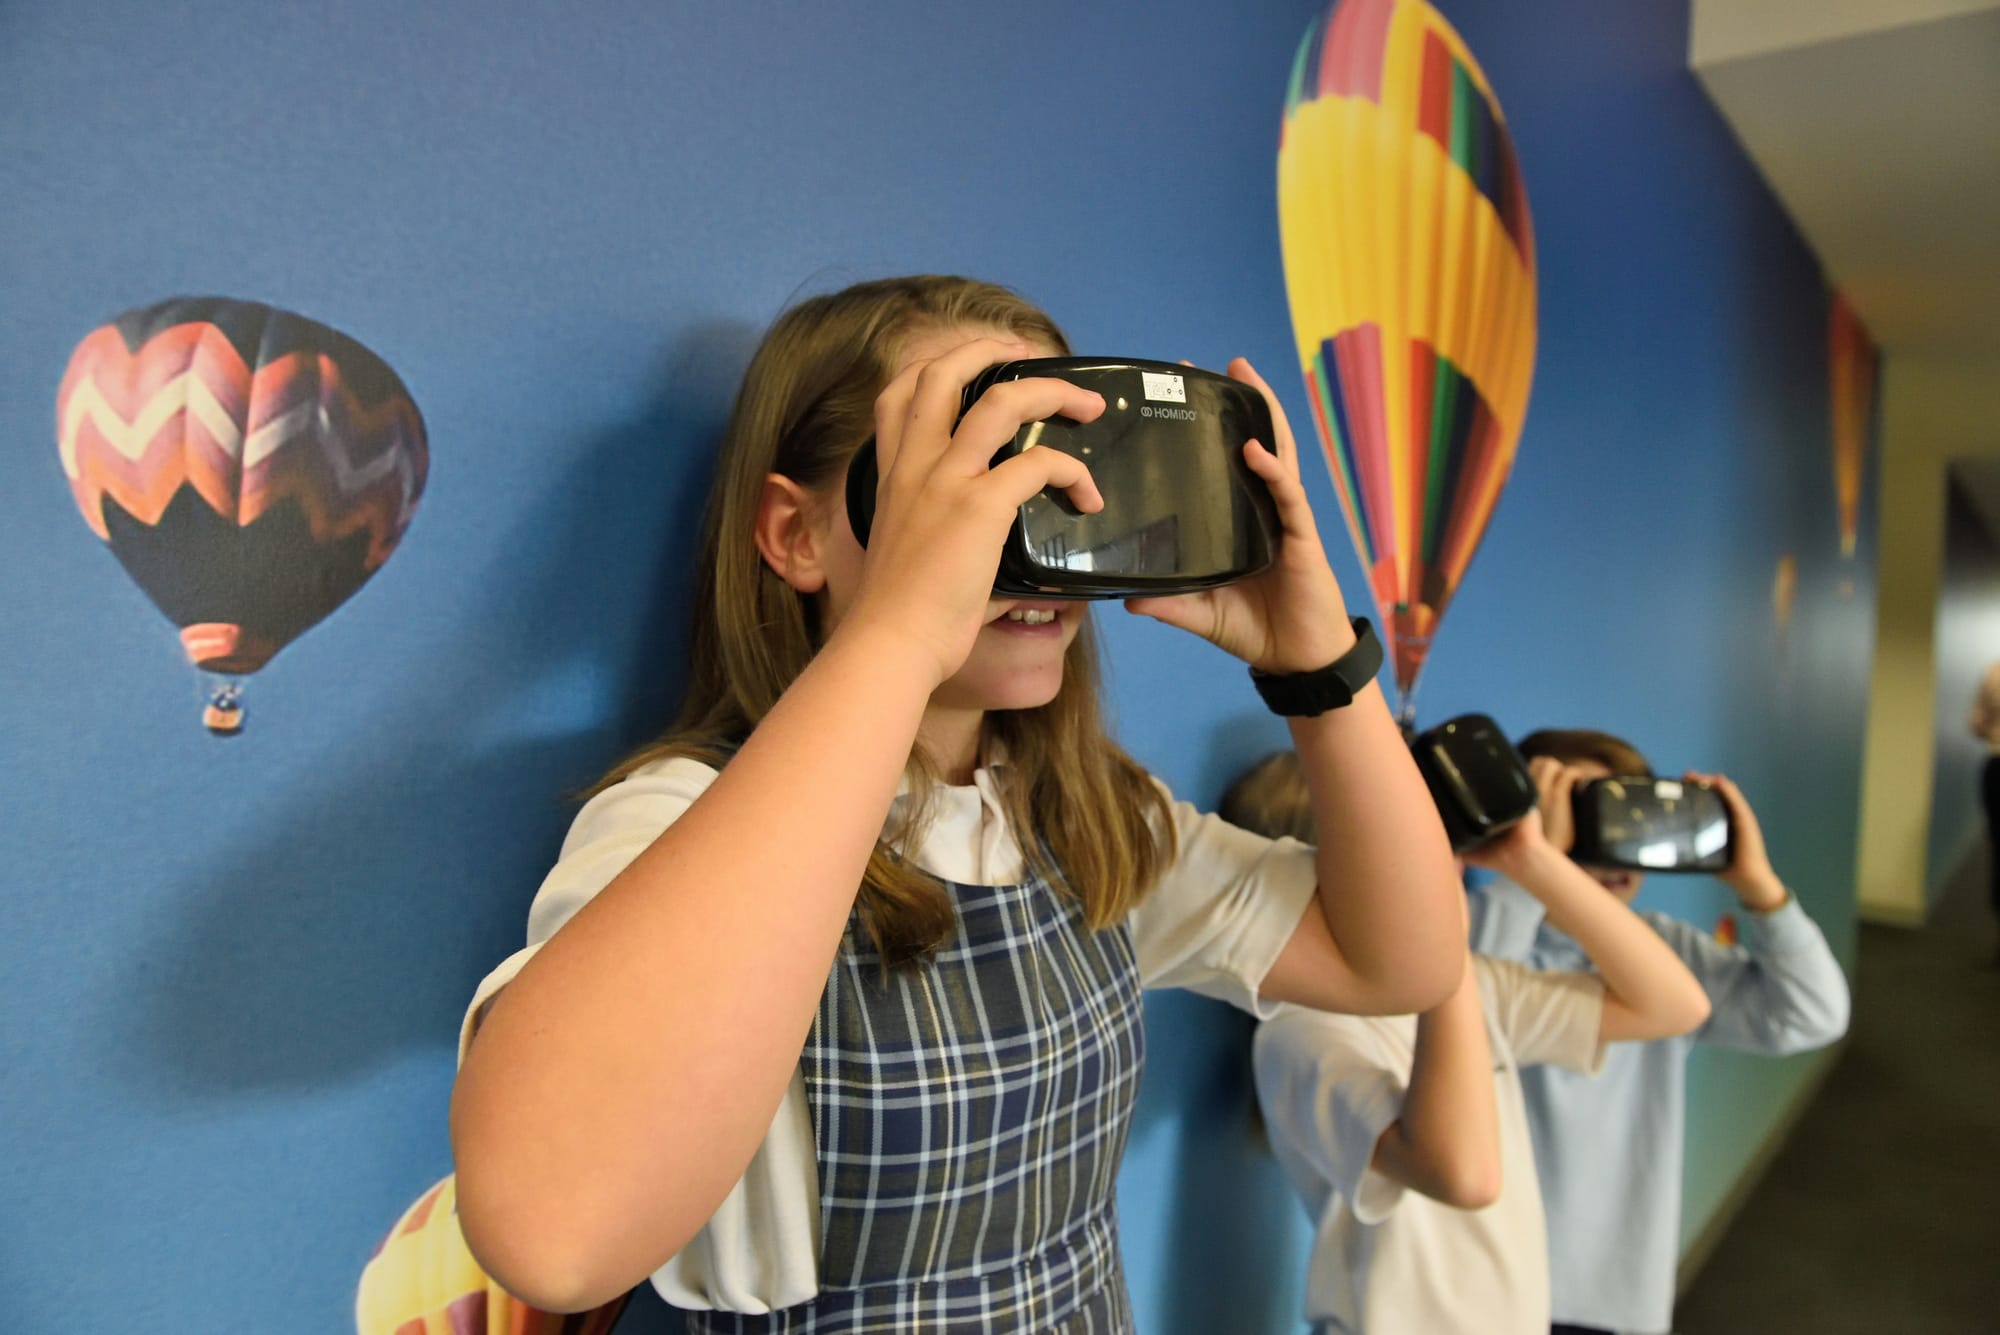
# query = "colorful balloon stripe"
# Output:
<box><xmin>1315</xmin><ymin>0</ymin><xmax>1397</xmax><ymax>106</ymax></box>
<box><xmin>1828</xmin><ymin>290</ymin><xmax>1877</xmax><ymax>558</ymax></box>
<box><xmin>1279</xmin><ymin>0</ymin><xmax>1537</xmax><ymax>716</ymax></box>
<box><xmin>1314</xmin><ymin>327</ymin><xmax>1503</xmax><ymax>678</ymax></box>
<box><xmin>1415</xmin><ymin>32</ymin><xmax>1531</xmax><ymax>258</ymax></box>
<box><xmin>1283</xmin><ymin>0</ymin><xmax>1529</xmax><ymax>261</ymax></box>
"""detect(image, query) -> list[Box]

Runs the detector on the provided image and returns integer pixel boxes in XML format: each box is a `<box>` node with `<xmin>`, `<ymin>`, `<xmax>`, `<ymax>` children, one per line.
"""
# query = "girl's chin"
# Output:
<box><xmin>940</xmin><ymin>675</ymin><xmax>1065</xmax><ymax>714</ymax></box>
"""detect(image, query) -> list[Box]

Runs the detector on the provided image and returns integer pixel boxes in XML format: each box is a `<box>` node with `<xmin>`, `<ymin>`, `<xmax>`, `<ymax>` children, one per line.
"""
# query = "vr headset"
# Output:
<box><xmin>1411</xmin><ymin>714</ymin><xmax>1539</xmax><ymax>852</ymax></box>
<box><xmin>845</xmin><ymin>357</ymin><xmax>1283</xmax><ymax>598</ymax></box>
<box><xmin>1571</xmin><ymin>776</ymin><xmax>1733</xmax><ymax>874</ymax></box>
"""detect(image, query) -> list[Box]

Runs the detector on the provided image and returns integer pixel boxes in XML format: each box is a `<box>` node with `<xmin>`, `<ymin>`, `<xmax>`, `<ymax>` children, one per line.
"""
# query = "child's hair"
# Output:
<box><xmin>1219</xmin><ymin>750</ymin><xmax>1315</xmax><ymax>843</ymax></box>
<box><xmin>597</xmin><ymin>275</ymin><xmax>1175</xmax><ymax>965</ymax></box>
<box><xmin>1515</xmin><ymin>728</ymin><xmax>1653</xmax><ymax>777</ymax></box>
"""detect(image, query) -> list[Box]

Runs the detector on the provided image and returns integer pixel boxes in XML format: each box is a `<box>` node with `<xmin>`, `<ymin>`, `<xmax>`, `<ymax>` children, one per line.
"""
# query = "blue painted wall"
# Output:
<box><xmin>1</xmin><ymin>2</ymin><xmax>1865</xmax><ymax>1331</ymax></box>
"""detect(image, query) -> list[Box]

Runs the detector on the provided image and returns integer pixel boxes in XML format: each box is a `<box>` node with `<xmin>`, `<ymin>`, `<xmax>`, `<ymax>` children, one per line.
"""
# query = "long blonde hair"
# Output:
<box><xmin>598</xmin><ymin>275</ymin><xmax>1176</xmax><ymax>965</ymax></box>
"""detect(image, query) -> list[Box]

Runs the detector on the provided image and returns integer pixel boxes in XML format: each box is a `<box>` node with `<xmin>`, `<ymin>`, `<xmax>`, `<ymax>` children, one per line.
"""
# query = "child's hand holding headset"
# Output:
<box><xmin>1682</xmin><ymin>771</ymin><xmax>1788</xmax><ymax>911</ymax></box>
<box><xmin>839</xmin><ymin>335</ymin><xmax>1106</xmax><ymax>687</ymax></box>
<box><xmin>1121</xmin><ymin>358</ymin><xmax>1358</xmax><ymax>673</ymax></box>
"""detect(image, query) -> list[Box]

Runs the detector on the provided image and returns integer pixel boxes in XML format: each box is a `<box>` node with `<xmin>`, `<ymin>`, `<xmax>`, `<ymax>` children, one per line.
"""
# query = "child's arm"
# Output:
<box><xmin>1368</xmin><ymin>956</ymin><xmax>1503</xmax><ymax>1209</ymax></box>
<box><xmin>451</xmin><ymin>338</ymin><xmax>1109</xmax><ymax>1311</ymax></box>
<box><xmin>1468</xmin><ymin>764</ymin><xmax>1710</xmax><ymax>1044</ymax></box>
<box><xmin>1658</xmin><ymin>772</ymin><xmax>1849</xmax><ymax>1054</ymax></box>
<box><xmin>1129</xmin><ymin>359</ymin><xmax>1463</xmax><ymax>1017</ymax></box>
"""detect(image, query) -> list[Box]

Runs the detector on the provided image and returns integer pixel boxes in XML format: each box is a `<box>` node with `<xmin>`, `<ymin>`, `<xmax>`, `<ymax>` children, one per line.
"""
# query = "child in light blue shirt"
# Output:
<box><xmin>1468</xmin><ymin>728</ymin><xmax>1850</xmax><ymax>1335</ymax></box>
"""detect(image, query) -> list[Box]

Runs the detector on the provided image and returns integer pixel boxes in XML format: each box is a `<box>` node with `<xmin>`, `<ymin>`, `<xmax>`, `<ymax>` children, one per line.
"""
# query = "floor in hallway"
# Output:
<box><xmin>1674</xmin><ymin>855</ymin><xmax>2000</xmax><ymax>1334</ymax></box>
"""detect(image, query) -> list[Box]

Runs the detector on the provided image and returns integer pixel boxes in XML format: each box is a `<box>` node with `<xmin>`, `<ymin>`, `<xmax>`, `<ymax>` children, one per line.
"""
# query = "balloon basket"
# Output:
<box><xmin>202</xmin><ymin>680</ymin><xmax>245</xmax><ymax>737</ymax></box>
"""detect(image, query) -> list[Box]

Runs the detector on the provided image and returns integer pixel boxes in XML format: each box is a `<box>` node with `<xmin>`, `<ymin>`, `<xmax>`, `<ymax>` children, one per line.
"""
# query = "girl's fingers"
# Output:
<box><xmin>1228</xmin><ymin>357</ymin><xmax>1301</xmax><ymax>474</ymax></box>
<box><xmin>947</xmin><ymin>377</ymin><xmax>1106</xmax><ymax>478</ymax></box>
<box><xmin>983</xmin><ymin>442</ymin><xmax>1104</xmax><ymax>518</ymax></box>
<box><xmin>1122</xmin><ymin>592</ymin><xmax>1210</xmax><ymax>636</ymax></box>
<box><xmin>1243</xmin><ymin>439</ymin><xmax>1319</xmax><ymax>540</ymax></box>
<box><xmin>889</xmin><ymin>337</ymin><xmax>1034</xmax><ymax>480</ymax></box>
<box><xmin>868</xmin><ymin>357</ymin><xmax>933</xmax><ymax>485</ymax></box>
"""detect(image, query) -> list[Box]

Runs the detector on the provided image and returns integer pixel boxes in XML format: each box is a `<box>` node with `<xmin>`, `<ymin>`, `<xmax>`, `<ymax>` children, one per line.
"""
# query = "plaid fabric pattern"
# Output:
<box><xmin>686</xmin><ymin>868</ymin><xmax>1144</xmax><ymax>1333</ymax></box>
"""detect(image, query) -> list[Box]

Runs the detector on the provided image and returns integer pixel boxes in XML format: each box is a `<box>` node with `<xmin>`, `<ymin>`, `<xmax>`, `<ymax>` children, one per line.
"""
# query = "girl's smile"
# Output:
<box><xmin>987</xmin><ymin>600</ymin><xmax>1071</xmax><ymax>636</ymax></box>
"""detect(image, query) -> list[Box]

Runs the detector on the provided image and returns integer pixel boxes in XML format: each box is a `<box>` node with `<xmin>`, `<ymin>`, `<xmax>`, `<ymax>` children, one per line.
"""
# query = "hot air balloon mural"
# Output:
<box><xmin>1277</xmin><ymin>0</ymin><xmax>1537</xmax><ymax>726</ymax></box>
<box><xmin>56</xmin><ymin>297</ymin><xmax>427</xmax><ymax>734</ymax></box>
<box><xmin>356</xmin><ymin>1175</ymin><xmax>631</xmax><ymax>1335</ymax></box>
<box><xmin>1828</xmin><ymin>289</ymin><xmax>1877</xmax><ymax>563</ymax></box>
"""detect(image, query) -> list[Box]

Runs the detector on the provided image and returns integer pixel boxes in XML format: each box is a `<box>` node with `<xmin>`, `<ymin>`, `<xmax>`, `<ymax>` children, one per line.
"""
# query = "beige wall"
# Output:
<box><xmin>1692</xmin><ymin>0</ymin><xmax>2000</xmax><ymax>66</ymax></box>
<box><xmin>1855</xmin><ymin>354</ymin><xmax>2000</xmax><ymax>923</ymax></box>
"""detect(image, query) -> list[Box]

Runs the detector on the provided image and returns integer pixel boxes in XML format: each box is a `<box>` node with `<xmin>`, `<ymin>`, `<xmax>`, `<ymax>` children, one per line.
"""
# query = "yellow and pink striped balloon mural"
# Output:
<box><xmin>1278</xmin><ymin>0</ymin><xmax>1537</xmax><ymax>723</ymax></box>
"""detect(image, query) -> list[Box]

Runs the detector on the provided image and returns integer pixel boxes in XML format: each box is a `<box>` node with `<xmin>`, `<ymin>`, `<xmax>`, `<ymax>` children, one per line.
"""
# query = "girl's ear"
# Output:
<box><xmin>754</xmin><ymin>472</ymin><xmax>829</xmax><ymax>593</ymax></box>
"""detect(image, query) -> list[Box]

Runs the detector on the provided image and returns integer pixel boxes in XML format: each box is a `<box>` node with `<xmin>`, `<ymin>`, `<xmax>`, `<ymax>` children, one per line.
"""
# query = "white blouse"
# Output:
<box><xmin>458</xmin><ymin>756</ymin><xmax>1318</xmax><ymax>1313</ymax></box>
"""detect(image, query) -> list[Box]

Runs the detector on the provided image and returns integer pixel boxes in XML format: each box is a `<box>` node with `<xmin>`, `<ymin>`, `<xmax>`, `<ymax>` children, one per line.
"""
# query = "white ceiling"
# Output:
<box><xmin>1691</xmin><ymin>1</ymin><xmax>2000</xmax><ymax>359</ymax></box>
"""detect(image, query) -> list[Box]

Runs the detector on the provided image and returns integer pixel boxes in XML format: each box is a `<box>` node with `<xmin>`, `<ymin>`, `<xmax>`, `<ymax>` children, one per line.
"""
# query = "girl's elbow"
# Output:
<box><xmin>450</xmin><ymin>1104</ymin><xmax>696</xmax><ymax>1313</ymax></box>
<box><xmin>1353</xmin><ymin>936</ymin><xmax>1463</xmax><ymax>1014</ymax></box>
<box><xmin>459</xmin><ymin>1216</ymin><xmax>609</xmax><ymax>1315</ymax></box>
<box><xmin>1671</xmin><ymin>988</ymin><xmax>1713</xmax><ymax>1037</ymax></box>
<box><xmin>454</xmin><ymin>1162</ymin><xmax>680</xmax><ymax>1314</ymax></box>
<box><xmin>1402</xmin><ymin>942</ymin><xmax>1467</xmax><ymax>1014</ymax></box>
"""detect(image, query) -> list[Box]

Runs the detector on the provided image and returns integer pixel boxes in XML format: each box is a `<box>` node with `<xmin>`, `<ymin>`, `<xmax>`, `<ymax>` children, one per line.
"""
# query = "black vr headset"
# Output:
<box><xmin>1411</xmin><ymin>714</ymin><xmax>1539</xmax><ymax>853</ymax></box>
<box><xmin>845</xmin><ymin>357</ymin><xmax>1283</xmax><ymax>598</ymax></box>
<box><xmin>1570</xmin><ymin>776</ymin><xmax>1733</xmax><ymax>874</ymax></box>
<box><xmin>1410</xmin><ymin>712</ymin><xmax>1737</xmax><ymax>873</ymax></box>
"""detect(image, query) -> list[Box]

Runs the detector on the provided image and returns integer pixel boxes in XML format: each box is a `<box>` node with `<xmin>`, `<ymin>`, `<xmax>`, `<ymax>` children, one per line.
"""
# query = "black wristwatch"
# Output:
<box><xmin>1249</xmin><ymin>617</ymin><xmax>1384</xmax><ymax>717</ymax></box>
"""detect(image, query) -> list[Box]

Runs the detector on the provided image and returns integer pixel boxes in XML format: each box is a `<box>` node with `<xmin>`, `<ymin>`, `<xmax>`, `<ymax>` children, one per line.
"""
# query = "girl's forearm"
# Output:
<box><xmin>451</xmin><ymin>624</ymin><xmax>937</xmax><ymax>1311</ymax></box>
<box><xmin>1291</xmin><ymin>683</ymin><xmax>1465</xmax><ymax>1015</ymax></box>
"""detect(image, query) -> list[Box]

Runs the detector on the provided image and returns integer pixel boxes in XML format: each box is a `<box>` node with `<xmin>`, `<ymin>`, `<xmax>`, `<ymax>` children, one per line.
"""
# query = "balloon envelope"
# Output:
<box><xmin>1278</xmin><ymin>0</ymin><xmax>1537</xmax><ymax>713</ymax></box>
<box><xmin>57</xmin><ymin>296</ymin><xmax>427</xmax><ymax>675</ymax></box>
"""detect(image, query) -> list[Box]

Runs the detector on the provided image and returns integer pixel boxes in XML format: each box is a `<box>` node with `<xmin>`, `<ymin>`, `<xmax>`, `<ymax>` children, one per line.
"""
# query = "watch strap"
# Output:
<box><xmin>1249</xmin><ymin>617</ymin><xmax>1383</xmax><ymax>717</ymax></box>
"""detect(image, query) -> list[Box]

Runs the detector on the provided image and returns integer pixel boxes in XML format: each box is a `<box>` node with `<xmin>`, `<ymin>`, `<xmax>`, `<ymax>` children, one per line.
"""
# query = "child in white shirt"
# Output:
<box><xmin>1233</xmin><ymin>752</ymin><xmax>1710</xmax><ymax>1334</ymax></box>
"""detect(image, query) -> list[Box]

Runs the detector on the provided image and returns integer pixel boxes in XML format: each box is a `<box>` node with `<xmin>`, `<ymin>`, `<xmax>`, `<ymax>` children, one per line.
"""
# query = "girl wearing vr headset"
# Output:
<box><xmin>448</xmin><ymin>275</ymin><xmax>1465</xmax><ymax>1327</ymax></box>
<box><xmin>1467</xmin><ymin>729</ymin><xmax>1851</xmax><ymax>1335</ymax></box>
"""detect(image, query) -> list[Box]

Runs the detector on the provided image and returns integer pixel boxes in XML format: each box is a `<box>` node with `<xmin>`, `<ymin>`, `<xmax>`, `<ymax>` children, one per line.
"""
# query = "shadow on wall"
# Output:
<box><xmin>108</xmin><ymin>321</ymin><xmax>759</xmax><ymax>1100</ymax></box>
<box><xmin>1128</xmin><ymin>990</ymin><xmax>1304</xmax><ymax>1335</ymax></box>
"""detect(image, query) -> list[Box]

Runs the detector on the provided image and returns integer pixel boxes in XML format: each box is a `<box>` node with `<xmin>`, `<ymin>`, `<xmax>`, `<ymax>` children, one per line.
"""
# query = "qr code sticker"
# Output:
<box><xmin>1141</xmin><ymin>371</ymin><xmax>1186</xmax><ymax>403</ymax></box>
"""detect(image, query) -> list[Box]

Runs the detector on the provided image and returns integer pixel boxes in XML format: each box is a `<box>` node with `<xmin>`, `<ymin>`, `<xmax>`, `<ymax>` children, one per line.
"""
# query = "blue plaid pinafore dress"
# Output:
<box><xmin>685</xmin><ymin>860</ymin><xmax>1145</xmax><ymax>1333</ymax></box>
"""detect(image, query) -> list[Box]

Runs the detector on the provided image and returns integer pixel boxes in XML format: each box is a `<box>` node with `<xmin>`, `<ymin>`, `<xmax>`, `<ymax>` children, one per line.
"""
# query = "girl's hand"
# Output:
<box><xmin>1122</xmin><ymin>357</ymin><xmax>1355</xmax><ymax>673</ymax></box>
<box><xmin>1528</xmin><ymin>757</ymin><xmax>1579</xmax><ymax>855</ymax></box>
<box><xmin>1685</xmin><ymin>771</ymin><xmax>1788</xmax><ymax>911</ymax></box>
<box><xmin>836</xmin><ymin>336</ymin><xmax>1107</xmax><ymax>687</ymax></box>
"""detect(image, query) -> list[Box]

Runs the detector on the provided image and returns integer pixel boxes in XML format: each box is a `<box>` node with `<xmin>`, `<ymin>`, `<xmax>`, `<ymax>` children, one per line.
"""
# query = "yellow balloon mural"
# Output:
<box><xmin>1278</xmin><ymin>0</ymin><xmax>1537</xmax><ymax>723</ymax></box>
<box><xmin>356</xmin><ymin>1175</ymin><xmax>629</xmax><ymax>1335</ymax></box>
